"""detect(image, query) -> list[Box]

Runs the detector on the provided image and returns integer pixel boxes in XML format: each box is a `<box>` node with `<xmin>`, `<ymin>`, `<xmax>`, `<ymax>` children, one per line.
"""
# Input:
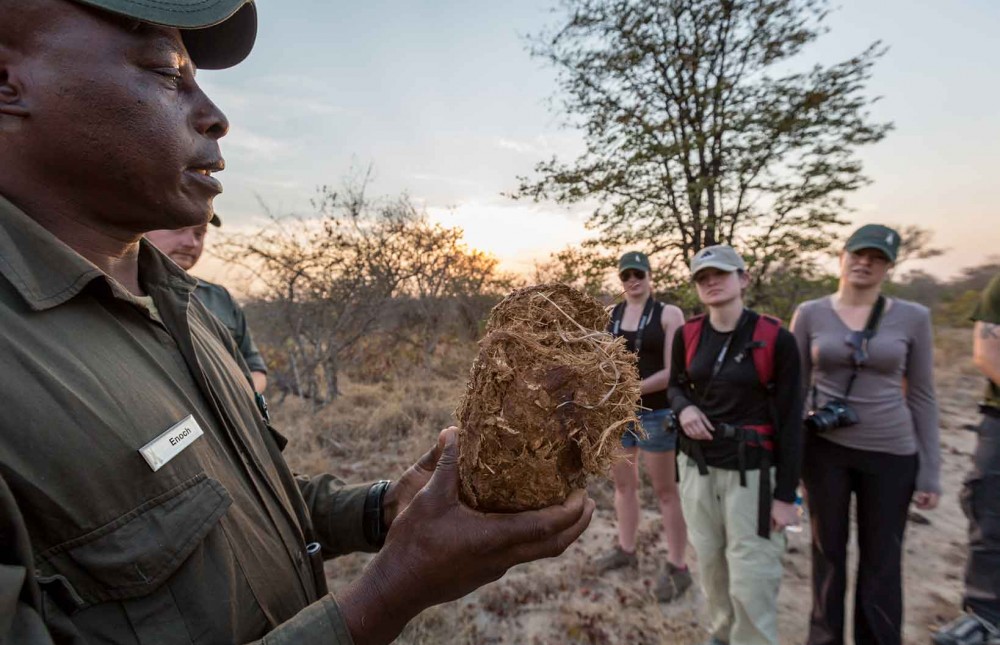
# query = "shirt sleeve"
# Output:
<box><xmin>296</xmin><ymin>475</ymin><xmax>377</xmax><ymax>558</ymax></box>
<box><xmin>252</xmin><ymin>595</ymin><xmax>355</xmax><ymax>644</ymax></box>
<box><xmin>972</xmin><ymin>274</ymin><xmax>1000</xmax><ymax>325</ymax></box>
<box><xmin>789</xmin><ymin>303</ymin><xmax>813</xmax><ymax>408</ymax></box>
<box><xmin>772</xmin><ymin>329</ymin><xmax>804</xmax><ymax>503</ymax></box>
<box><xmin>907</xmin><ymin>306</ymin><xmax>942</xmax><ymax>494</ymax></box>
<box><xmin>667</xmin><ymin>329</ymin><xmax>695</xmax><ymax>416</ymax></box>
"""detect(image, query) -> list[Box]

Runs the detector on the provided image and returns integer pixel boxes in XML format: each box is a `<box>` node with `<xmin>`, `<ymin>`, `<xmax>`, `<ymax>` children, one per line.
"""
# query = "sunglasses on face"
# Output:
<box><xmin>620</xmin><ymin>269</ymin><xmax>646</xmax><ymax>281</ymax></box>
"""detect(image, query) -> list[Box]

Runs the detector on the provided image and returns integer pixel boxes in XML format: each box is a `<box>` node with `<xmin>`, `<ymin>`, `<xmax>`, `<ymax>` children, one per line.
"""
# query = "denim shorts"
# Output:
<box><xmin>621</xmin><ymin>408</ymin><xmax>678</xmax><ymax>453</ymax></box>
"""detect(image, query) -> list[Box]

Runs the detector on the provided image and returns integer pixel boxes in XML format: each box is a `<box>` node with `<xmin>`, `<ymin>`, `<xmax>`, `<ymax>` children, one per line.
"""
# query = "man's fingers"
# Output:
<box><xmin>502</xmin><ymin>496</ymin><xmax>596</xmax><ymax>565</ymax></box>
<box><xmin>482</xmin><ymin>490</ymin><xmax>589</xmax><ymax>549</ymax></box>
<box><xmin>425</xmin><ymin>427</ymin><xmax>461</xmax><ymax>500</ymax></box>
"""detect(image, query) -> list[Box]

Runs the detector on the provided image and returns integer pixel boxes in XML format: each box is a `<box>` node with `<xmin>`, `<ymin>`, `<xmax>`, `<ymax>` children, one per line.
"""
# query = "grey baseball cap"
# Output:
<box><xmin>73</xmin><ymin>0</ymin><xmax>257</xmax><ymax>70</ymax></box>
<box><xmin>690</xmin><ymin>244</ymin><xmax>746</xmax><ymax>277</ymax></box>
<box><xmin>845</xmin><ymin>224</ymin><xmax>901</xmax><ymax>262</ymax></box>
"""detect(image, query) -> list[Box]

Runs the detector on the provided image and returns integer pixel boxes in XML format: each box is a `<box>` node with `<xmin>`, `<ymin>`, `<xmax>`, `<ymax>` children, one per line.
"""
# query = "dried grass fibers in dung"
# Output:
<box><xmin>455</xmin><ymin>283</ymin><xmax>640</xmax><ymax>512</ymax></box>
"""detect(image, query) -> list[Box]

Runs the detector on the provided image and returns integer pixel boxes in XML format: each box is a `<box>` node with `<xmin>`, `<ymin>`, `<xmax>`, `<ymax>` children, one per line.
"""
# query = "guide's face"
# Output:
<box><xmin>841</xmin><ymin>248</ymin><xmax>891</xmax><ymax>289</ymax></box>
<box><xmin>3</xmin><ymin>2</ymin><xmax>230</xmax><ymax>233</ymax></box>
<box><xmin>693</xmin><ymin>268</ymin><xmax>745</xmax><ymax>306</ymax></box>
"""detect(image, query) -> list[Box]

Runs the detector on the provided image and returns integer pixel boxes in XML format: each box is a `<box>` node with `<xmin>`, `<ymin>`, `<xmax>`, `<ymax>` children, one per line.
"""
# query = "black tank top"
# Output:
<box><xmin>612</xmin><ymin>301</ymin><xmax>668</xmax><ymax>411</ymax></box>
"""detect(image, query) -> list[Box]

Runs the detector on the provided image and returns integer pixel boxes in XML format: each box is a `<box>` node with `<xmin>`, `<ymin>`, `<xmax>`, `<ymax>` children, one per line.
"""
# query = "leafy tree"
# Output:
<box><xmin>514</xmin><ymin>0</ymin><xmax>892</xmax><ymax>282</ymax></box>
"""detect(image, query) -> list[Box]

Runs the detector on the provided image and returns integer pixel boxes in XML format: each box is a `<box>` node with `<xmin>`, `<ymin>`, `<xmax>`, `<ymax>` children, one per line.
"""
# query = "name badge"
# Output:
<box><xmin>139</xmin><ymin>415</ymin><xmax>204</xmax><ymax>472</ymax></box>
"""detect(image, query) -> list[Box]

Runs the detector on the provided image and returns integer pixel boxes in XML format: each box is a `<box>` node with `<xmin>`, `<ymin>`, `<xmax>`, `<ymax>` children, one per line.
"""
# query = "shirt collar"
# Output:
<box><xmin>0</xmin><ymin>193</ymin><xmax>197</xmax><ymax>311</ymax></box>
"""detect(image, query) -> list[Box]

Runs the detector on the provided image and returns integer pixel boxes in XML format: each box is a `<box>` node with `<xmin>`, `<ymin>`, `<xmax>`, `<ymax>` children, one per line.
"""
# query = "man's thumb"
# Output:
<box><xmin>427</xmin><ymin>427</ymin><xmax>461</xmax><ymax>498</ymax></box>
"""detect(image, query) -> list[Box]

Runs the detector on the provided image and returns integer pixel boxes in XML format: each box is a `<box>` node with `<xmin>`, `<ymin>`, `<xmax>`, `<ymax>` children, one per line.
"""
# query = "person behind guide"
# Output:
<box><xmin>0</xmin><ymin>1</ymin><xmax>595</xmax><ymax>643</ymax></box>
<box><xmin>790</xmin><ymin>224</ymin><xmax>941</xmax><ymax>645</ymax></box>
<box><xmin>593</xmin><ymin>251</ymin><xmax>692</xmax><ymax>602</ymax></box>
<box><xmin>147</xmin><ymin>216</ymin><xmax>269</xmax><ymax>393</ymax></box>
<box><xmin>668</xmin><ymin>245</ymin><xmax>803</xmax><ymax>645</ymax></box>
<box><xmin>934</xmin><ymin>271</ymin><xmax>1000</xmax><ymax>645</ymax></box>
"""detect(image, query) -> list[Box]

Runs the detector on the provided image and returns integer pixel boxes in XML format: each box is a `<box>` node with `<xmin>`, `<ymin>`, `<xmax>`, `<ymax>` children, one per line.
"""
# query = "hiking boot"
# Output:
<box><xmin>592</xmin><ymin>545</ymin><xmax>638</xmax><ymax>573</ymax></box>
<box><xmin>654</xmin><ymin>562</ymin><xmax>693</xmax><ymax>602</ymax></box>
<box><xmin>933</xmin><ymin>614</ymin><xmax>1000</xmax><ymax>645</ymax></box>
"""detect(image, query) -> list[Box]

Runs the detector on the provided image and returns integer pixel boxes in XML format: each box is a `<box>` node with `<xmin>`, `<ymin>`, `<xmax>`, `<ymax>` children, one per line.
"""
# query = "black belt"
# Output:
<box><xmin>981</xmin><ymin>405</ymin><xmax>1000</xmax><ymax>419</ymax></box>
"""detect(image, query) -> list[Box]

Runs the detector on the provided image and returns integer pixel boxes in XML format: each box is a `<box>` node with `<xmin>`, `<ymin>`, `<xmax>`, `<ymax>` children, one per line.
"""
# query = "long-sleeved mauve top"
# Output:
<box><xmin>791</xmin><ymin>296</ymin><xmax>941</xmax><ymax>493</ymax></box>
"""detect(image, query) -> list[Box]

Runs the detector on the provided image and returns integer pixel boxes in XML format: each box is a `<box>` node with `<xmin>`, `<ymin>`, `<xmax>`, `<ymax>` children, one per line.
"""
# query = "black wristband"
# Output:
<box><xmin>363</xmin><ymin>480</ymin><xmax>391</xmax><ymax>548</ymax></box>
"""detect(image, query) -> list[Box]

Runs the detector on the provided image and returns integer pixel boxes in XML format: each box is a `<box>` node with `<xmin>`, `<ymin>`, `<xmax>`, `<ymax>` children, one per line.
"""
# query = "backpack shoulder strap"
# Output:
<box><xmin>683</xmin><ymin>314</ymin><xmax>707</xmax><ymax>371</ymax></box>
<box><xmin>751</xmin><ymin>314</ymin><xmax>782</xmax><ymax>386</ymax></box>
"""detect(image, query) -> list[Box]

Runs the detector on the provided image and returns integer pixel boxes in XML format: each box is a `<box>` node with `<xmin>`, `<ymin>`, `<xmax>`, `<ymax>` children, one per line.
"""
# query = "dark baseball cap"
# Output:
<box><xmin>72</xmin><ymin>0</ymin><xmax>257</xmax><ymax>70</ymax></box>
<box><xmin>845</xmin><ymin>224</ymin><xmax>901</xmax><ymax>263</ymax></box>
<box><xmin>618</xmin><ymin>251</ymin><xmax>652</xmax><ymax>274</ymax></box>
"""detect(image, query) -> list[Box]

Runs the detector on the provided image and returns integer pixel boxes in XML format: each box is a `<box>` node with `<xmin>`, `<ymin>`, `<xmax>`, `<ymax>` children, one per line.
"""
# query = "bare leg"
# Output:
<box><xmin>612</xmin><ymin>447</ymin><xmax>641</xmax><ymax>552</ymax></box>
<box><xmin>643</xmin><ymin>449</ymin><xmax>687</xmax><ymax>568</ymax></box>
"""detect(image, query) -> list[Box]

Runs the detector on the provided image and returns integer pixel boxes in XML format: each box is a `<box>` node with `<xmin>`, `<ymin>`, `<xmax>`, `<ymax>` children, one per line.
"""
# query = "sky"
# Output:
<box><xmin>200</xmin><ymin>0</ymin><xmax>1000</xmax><ymax>283</ymax></box>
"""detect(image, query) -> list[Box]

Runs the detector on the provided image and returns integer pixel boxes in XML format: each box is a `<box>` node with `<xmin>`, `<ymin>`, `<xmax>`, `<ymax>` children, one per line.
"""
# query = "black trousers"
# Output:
<box><xmin>802</xmin><ymin>434</ymin><xmax>918</xmax><ymax>645</ymax></box>
<box><xmin>963</xmin><ymin>413</ymin><xmax>1000</xmax><ymax>626</ymax></box>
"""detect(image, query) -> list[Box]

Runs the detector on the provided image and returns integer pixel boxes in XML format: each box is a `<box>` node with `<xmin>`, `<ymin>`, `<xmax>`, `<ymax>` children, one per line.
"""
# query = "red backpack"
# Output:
<box><xmin>680</xmin><ymin>313</ymin><xmax>782</xmax><ymax>451</ymax></box>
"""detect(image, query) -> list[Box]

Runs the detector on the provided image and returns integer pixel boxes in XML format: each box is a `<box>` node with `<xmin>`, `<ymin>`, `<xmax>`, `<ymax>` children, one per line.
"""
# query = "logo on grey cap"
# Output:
<box><xmin>886</xmin><ymin>233</ymin><xmax>895</xmax><ymax>244</ymax></box>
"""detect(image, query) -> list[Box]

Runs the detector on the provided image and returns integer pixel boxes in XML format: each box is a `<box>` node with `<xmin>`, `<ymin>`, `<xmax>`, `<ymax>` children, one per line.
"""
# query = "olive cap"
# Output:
<box><xmin>618</xmin><ymin>251</ymin><xmax>652</xmax><ymax>274</ymax></box>
<box><xmin>73</xmin><ymin>0</ymin><xmax>257</xmax><ymax>70</ymax></box>
<box><xmin>845</xmin><ymin>224</ymin><xmax>901</xmax><ymax>262</ymax></box>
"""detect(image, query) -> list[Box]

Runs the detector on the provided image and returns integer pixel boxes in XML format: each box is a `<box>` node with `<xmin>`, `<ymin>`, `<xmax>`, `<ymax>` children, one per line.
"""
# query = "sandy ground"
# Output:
<box><xmin>293</xmin><ymin>328</ymin><xmax>984</xmax><ymax>644</ymax></box>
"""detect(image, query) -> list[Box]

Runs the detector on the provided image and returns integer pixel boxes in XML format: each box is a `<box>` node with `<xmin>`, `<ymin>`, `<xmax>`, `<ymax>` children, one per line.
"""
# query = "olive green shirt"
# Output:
<box><xmin>0</xmin><ymin>194</ymin><xmax>373</xmax><ymax>644</ymax></box>
<box><xmin>194</xmin><ymin>280</ymin><xmax>267</xmax><ymax>375</ymax></box>
<box><xmin>972</xmin><ymin>272</ymin><xmax>1000</xmax><ymax>409</ymax></box>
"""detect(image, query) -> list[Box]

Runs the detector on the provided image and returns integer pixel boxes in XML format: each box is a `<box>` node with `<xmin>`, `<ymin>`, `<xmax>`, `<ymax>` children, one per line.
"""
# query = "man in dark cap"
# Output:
<box><xmin>0</xmin><ymin>2</ymin><xmax>593</xmax><ymax>643</ymax></box>
<box><xmin>147</xmin><ymin>215</ymin><xmax>269</xmax><ymax>393</ymax></box>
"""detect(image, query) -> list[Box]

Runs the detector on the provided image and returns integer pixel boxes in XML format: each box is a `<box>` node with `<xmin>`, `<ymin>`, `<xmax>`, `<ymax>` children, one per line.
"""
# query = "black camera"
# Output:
<box><xmin>805</xmin><ymin>400</ymin><xmax>859</xmax><ymax>433</ymax></box>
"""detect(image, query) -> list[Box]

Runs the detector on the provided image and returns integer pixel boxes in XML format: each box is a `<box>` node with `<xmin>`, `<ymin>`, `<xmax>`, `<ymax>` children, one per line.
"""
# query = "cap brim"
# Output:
<box><xmin>74</xmin><ymin>0</ymin><xmax>257</xmax><ymax>70</ymax></box>
<box><xmin>845</xmin><ymin>242</ymin><xmax>895</xmax><ymax>262</ymax></box>
<box><xmin>618</xmin><ymin>262</ymin><xmax>649</xmax><ymax>273</ymax></box>
<box><xmin>209</xmin><ymin>213</ymin><xmax>222</xmax><ymax>227</ymax></box>
<box><xmin>692</xmin><ymin>260</ymin><xmax>742</xmax><ymax>276</ymax></box>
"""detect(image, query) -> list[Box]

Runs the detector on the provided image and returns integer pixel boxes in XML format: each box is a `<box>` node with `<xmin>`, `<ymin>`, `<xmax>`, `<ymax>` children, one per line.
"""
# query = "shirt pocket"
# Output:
<box><xmin>35</xmin><ymin>473</ymin><xmax>233</xmax><ymax>644</ymax></box>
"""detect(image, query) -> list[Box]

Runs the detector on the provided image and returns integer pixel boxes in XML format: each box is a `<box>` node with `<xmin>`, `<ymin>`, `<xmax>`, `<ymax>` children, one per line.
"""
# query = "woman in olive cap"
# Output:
<box><xmin>791</xmin><ymin>224</ymin><xmax>941</xmax><ymax>645</ymax></box>
<box><xmin>594</xmin><ymin>251</ymin><xmax>692</xmax><ymax>603</ymax></box>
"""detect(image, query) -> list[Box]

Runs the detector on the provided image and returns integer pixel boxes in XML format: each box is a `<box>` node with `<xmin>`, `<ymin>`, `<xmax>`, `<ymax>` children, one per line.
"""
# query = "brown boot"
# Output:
<box><xmin>654</xmin><ymin>562</ymin><xmax>692</xmax><ymax>602</ymax></box>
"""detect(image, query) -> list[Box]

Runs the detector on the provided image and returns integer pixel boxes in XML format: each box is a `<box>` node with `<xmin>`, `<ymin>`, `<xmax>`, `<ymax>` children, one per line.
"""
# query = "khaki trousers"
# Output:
<box><xmin>679</xmin><ymin>457</ymin><xmax>786</xmax><ymax>645</ymax></box>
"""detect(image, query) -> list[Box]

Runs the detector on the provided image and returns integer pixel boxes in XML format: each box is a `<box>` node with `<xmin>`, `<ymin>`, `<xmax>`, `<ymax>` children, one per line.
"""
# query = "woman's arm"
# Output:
<box><xmin>772</xmin><ymin>329</ymin><xmax>804</xmax><ymax>503</ymax></box>
<box><xmin>906</xmin><ymin>305</ymin><xmax>941</xmax><ymax>498</ymax></box>
<box><xmin>789</xmin><ymin>303</ymin><xmax>813</xmax><ymax>406</ymax></box>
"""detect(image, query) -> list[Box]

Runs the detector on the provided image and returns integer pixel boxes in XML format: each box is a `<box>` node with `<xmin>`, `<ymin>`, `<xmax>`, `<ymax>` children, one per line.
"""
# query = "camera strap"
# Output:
<box><xmin>839</xmin><ymin>295</ymin><xmax>886</xmax><ymax>402</ymax></box>
<box><xmin>610</xmin><ymin>297</ymin><xmax>657</xmax><ymax>355</ymax></box>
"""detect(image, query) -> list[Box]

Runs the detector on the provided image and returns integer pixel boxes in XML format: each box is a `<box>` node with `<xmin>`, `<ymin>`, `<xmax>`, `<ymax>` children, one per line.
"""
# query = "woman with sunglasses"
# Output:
<box><xmin>669</xmin><ymin>245</ymin><xmax>803</xmax><ymax>645</ymax></box>
<box><xmin>593</xmin><ymin>251</ymin><xmax>692</xmax><ymax>603</ymax></box>
<box><xmin>790</xmin><ymin>224</ymin><xmax>941</xmax><ymax>645</ymax></box>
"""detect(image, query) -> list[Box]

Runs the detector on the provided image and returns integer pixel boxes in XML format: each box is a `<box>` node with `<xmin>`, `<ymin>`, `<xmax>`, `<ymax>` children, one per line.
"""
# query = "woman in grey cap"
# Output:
<box><xmin>791</xmin><ymin>224</ymin><xmax>941</xmax><ymax>645</ymax></box>
<box><xmin>669</xmin><ymin>244</ymin><xmax>803</xmax><ymax>645</ymax></box>
<box><xmin>593</xmin><ymin>251</ymin><xmax>692</xmax><ymax>603</ymax></box>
